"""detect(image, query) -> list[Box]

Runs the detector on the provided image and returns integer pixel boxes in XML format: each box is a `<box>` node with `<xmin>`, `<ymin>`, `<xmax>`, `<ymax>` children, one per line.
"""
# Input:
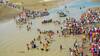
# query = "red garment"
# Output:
<box><xmin>91</xmin><ymin>47</ymin><xmax>95</xmax><ymax>56</ymax></box>
<box><xmin>96</xmin><ymin>29</ymin><xmax>100</xmax><ymax>34</ymax></box>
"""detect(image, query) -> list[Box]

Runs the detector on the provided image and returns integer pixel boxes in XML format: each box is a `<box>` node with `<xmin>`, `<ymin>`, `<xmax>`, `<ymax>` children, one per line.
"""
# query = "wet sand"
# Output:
<box><xmin>0</xmin><ymin>17</ymin><xmax>82</xmax><ymax>56</ymax></box>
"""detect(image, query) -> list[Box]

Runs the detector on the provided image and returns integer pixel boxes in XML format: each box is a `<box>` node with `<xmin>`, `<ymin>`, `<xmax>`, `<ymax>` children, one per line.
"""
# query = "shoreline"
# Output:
<box><xmin>0</xmin><ymin>0</ymin><xmax>71</xmax><ymax>21</ymax></box>
<box><xmin>0</xmin><ymin>0</ymin><xmax>100</xmax><ymax>22</ymax></box>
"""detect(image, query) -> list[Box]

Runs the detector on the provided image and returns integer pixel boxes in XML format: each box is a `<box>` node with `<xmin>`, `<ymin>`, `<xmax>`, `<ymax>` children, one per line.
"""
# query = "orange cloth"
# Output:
<box><xmin>92</xmin><ymin>32</ymin><xmax>96</xmax><ymax>38</ymax></box>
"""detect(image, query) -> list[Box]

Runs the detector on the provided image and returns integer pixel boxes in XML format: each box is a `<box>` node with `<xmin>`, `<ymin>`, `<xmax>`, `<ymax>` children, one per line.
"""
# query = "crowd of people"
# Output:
<box><xmin>88</xmin><ymin>26</ymin><xmax>100</xmax><ymax>56</ymax></box>
<box><xmin>14</xmin><ymin>7</ymin><xmax>50</xmax><ymax>31</ymax></box>
<box><xmin>80</xmin><ymin>8</ymin><xmax>100</xmax><ymax>25</ymax></box>
<box><xmin>79</xmin><ymin>8</ymin><xmax>100</xmax><ymax>56</ymax></box>
<box><xmin>1</xmin><ymin>0</ymin><xmax>100</xmax><ymax>56</ymax></box>
<box><xmin>61</xmin><ymin>18</ymin><xmax>83</xmax><ymax>36</ymax></box>
<box><xmin>69</xmin><ymin>39</ymin><xmax>85</xmax><ymax>56</ymax></box>
<box><xmin>0</xmin><ymin>0</ymin><xmax>50</xmax><ymax>16</ymax></box>
<box><xmin>26</xmin><ymin>33</ymin><xmax>53</xmax><ymax>51</ymax></box>
<box><xmin>0</xmin><ymin>0</ymin><xmax>22</xmax><ymax>10</ymax></box>
<box><xmin>24</xmin><ymin>7</ymin><xmax>100</xmax><ymax>56</ymax></box>
<box><xmin>0</xmin><ymin>0</ymin><xmax>50</xmax><ymax>31</ymax></box>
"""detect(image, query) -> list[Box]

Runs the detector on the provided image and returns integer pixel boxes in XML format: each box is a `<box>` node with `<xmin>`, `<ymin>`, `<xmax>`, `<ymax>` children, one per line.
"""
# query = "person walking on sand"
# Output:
<box><xmin>45</xmin><ymin>43</ymin><xmax>49</xmax><ymax>51</ymax></box>
<box><xmin>69</xmin><ymin>48</ymin><xmax>73</xmax><ymax>56</ymax></box>
<box><xmin>37</xmin><ymin>35</ymin><xmax>41</xmax><ymax>41</ymax></box>
<box><xmin>60</xmin><ymin>44</ymin><xmax>63</xmax><ymax>50</ymax></box>
<box><xmin>41</xmin><ymin>42</ymin><xmax>49</xmax><ymax>51</ymax></box>
<box><xmin>26</xmin><ymin>43</ymin><xmax>30</xmax><ymax>51</ymax></box>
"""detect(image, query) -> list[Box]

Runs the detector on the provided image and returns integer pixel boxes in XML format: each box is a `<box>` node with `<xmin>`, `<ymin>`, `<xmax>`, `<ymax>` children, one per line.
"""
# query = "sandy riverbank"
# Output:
<box><xmin>0</xmin><ymin>0</ymin><xmax>71</xmax><ymax>21</ymax></box>
<box><xmin>0</xmin><ymin>4</ymin><xmax>18</xmax><ymax>21</ymax></box>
